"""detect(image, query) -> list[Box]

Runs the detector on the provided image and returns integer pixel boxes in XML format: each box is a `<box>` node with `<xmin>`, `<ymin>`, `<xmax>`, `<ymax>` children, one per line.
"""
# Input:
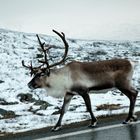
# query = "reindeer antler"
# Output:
<box><xmin>36</xmin><ymin>30</ymin><xmax>69</xmax><ymax>69</ymax></box>
<box><xmin>36</xmin><ymin>34</ymin><xmax>50</xmax><ymax>75</ymax></box>
<box><xmin>22</xmin><ymin>30</ymin><xmax>69</xmax><ymax>76</ymax></box>
<box><xmin>22</xmin><ymin>60</ymin><xmax>35</xmax><ymax>76</ymax></box>
<box><xmin>48</xmin><ymin>29</ymin><xmax>69</xmax><ymax>68</ymax></box>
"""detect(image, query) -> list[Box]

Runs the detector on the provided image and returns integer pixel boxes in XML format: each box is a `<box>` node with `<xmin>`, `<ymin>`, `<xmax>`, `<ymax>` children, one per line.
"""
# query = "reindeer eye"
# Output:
<box><xmin>40</xmin><ymin>73</ymin><xmax>45</xmax><ymax>77</ymax></box>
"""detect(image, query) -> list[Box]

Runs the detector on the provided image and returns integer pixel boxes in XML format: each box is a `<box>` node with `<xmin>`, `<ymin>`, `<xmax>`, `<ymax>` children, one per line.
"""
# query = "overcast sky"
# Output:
<box><xmin>0</xmin><ymin>0</ymin><xmax>140</xmax><ymax>40</ymax></box>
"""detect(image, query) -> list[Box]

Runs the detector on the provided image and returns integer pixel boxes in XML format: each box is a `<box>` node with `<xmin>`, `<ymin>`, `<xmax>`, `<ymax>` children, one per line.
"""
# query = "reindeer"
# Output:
<box><xmin>22</xmin><ymin>30</ymin><xmax>138</xmax><ymax>131</ymax></box>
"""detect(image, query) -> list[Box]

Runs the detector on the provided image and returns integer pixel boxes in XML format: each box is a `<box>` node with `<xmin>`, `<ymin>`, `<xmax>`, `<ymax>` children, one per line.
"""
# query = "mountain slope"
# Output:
<box><xmin>0</xmin><ymin>28</ymin><xmax>140</xmax><ymax>133</ymax></box>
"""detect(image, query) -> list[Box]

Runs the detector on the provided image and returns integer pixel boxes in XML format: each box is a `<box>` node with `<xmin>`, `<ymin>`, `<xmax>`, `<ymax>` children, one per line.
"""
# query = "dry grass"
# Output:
<box><xmin>96</xmin><ymin>104</ymin><xmax>122</xmax><ymax>111</ymax></box>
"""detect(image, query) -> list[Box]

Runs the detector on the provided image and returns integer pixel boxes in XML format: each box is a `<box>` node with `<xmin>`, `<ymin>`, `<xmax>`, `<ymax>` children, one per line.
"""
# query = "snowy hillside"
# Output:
<box><xmin>0</xmin><ymin>28</ymin><xmax>140</xmax><ymax>133</ymax></box>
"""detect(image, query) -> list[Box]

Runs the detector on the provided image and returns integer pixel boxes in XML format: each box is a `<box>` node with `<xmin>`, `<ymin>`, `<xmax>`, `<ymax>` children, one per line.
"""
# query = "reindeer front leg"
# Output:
<box><xmin>52</xmin><ymin>92</ymin><xmax>74</xmax><ymax>131</ymax></box>
<box><xmin>81</xmin><ymin>92</ymin><xmax>97</xmax><ymax>127</ymax></box>
<box><xmin>119</xmin><ymin>87</ymin><xmax>138</xmax><ymax>124</ymax></box>
<box><xmin>71</xmin><ymin>86</ymin><xmax>97</xmax><ymax>127</ymax></box>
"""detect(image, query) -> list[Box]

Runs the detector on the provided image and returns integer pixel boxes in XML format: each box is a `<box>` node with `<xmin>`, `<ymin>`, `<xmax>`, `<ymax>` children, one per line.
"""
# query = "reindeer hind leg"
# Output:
<box><xmin>81</xmin><ymin>93</ymin><xmax>97</xmax><ymax>127</ymax></box>
<box><xmin>75</xmin><ymin>86</ymin><xmax>97</xmax><ymax>127</ymax></box>
<box><xmin>119</xmin><ymin>87</ymin><xmax>138</xmax><ymax>124</ymax></box>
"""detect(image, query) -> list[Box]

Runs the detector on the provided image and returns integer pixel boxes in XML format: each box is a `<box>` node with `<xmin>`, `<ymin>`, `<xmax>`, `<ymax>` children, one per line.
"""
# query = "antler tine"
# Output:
<box><xmin>61</xmin><ymin>32</ymin><xmax>65</xmax><ymax>38</ymax></box>
<box><xmin>36</xmin><ymin>34</ymin><xmax>46</xmax><ymax>51</ymax></box>
<box><xmin>49</xmin><ymin>30</ymin><xmax>69</xmax><ymax>68</ymax></box>
<box><xmin>22</xmin><ymin>60</ymin><xmax>35</xmax><ymax>76</ymax></box>
<box><xmin>36</xmin><ymin>34</ymin><xmax>50</xmax><ymax>73</ymax></box>
<box><xmin>22</xmin><ymin>60</ymin><xmax>31</xmax><ymax>69</ymax></box>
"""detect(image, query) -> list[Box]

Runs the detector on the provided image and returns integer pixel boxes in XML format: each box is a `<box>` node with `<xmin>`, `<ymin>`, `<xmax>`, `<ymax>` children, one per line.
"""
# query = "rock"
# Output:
<box><xmin>0</xmin><ymin>98</ymin><xmax>18</xmax><ymax>105</ymax></box>
<box><xmin>0</xmin><ymin>109</ymin><xmax>7</xmax><ymax>115</ymax></box>
<box><xmin>52</xmin><ymin>109</ymin><xmax>61</xmax><ymax>115</ymax></box>
<box><xmin>36</xmin><ymin>54</ymin><xmax>44</xmax><ymax>58</ymax></box>
<box><xmin>0</xmin><ymin>108</ymin><xmax>16</xmax><ymax>119</ymax></box>
<box><xmin>17</xmin><ymin>93</ymin><xmax>36</xmax><ymax>102</ymax></box>
<box><xmin>28</xmin><ymin>100</ymin><xmax>50</xmax><ymax>114</ymax></box>
<box><xmin>0</xmin><ymin>80</ymin><xmax>4</xmax><ymax>84</ymax></box>
<box><xmin>34</xmin><ymin>100</ymin><xmax>52</xmax><ymax>110</ymax></box>
<box><xmin>40</xmin><ymin>103</ymin><xmax>49</xmax><ymax>110</ymax></box>
<box><xmin>34</xmin><ymin>100</ymin><xmax>47</xmax><ymax>105</ymax></box>
<box><xmin>3</xmin><ymin>111</ymin><xmax>16</xmax><ymax>119</ymax></box>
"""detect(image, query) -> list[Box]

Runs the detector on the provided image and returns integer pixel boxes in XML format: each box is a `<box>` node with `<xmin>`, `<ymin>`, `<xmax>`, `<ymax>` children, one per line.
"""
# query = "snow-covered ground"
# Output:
<box><xmin>0</xmin><ymin>28</ymin><xmax>140</xmax><ymax>133</ymax></box>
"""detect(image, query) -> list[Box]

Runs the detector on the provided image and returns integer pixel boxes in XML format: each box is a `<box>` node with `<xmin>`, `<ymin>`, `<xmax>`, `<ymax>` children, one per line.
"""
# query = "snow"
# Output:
<box><xmin>0</xmin><ymin>28</ymin><xmax>140</xmax><ymax>133</ymax></box>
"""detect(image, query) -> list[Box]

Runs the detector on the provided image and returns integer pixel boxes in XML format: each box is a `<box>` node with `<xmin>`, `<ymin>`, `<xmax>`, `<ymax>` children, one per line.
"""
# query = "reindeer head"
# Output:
<box><xmin>22</xmin><ymin>30</ymin><xmax>69</xmax><ymax>89</ymax></box>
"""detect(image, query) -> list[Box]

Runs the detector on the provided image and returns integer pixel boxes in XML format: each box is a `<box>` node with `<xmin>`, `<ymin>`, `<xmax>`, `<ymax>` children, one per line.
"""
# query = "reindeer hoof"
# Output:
<box><xmin>88</xmin><ymin>121</ymin><xmax>97</xmax><ymax>128</ymax></box>
<box><xmin>132</xmin><ymin>115</ymin><xmax>138</xmax><ymax>121</ymax></box>
<box><xmin>51</xmin><ymin>126</ymin><xmax>62</xmax><ymax>132</ymax></box>
<box><xmin>123</xmin><ymin>115</ymin><xmax>137</xmax><ymax>124</ymax></box>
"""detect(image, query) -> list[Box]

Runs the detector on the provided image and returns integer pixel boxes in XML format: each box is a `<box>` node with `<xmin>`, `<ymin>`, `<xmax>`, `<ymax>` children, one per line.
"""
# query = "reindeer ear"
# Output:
<box><xmin>46</xmin><ymin>69</ymin><xmax>50</xmax><ymax>77</ymax></box>
<box><xmin>42</xmin><ymin>68</ymin><xmax>50</xmax><ymax>77</ymax></box>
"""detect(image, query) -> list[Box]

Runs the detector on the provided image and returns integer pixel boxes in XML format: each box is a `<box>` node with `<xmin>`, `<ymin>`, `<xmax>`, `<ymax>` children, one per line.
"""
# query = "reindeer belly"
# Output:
<box><xmin>88</xmin><ymin>79</ymin><xmax>115</xmax><ymax>93</ymax></box>
<box><xmin>74</xmin><ymin>74</ymin><xmax>115</xmax><ymax>94</ymax></box>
